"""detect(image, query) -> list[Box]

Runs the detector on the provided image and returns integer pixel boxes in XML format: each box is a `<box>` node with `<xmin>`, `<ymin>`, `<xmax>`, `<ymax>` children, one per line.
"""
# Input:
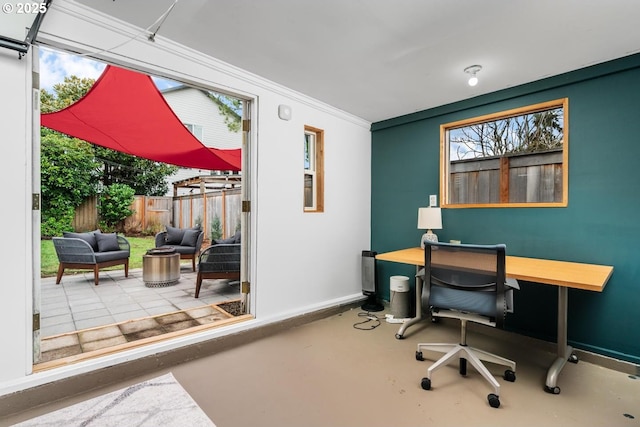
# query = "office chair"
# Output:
<box><xmin>415</xmin><ymin>241</ymin><xmax>518</xmax><ymax>408</ymax></box>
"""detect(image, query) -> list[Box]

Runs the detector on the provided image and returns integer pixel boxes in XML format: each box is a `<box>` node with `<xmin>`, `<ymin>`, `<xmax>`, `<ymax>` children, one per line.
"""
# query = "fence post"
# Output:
<box><xmin>500</xmin><ymin>157</ymin><xmax>510</xmax><ymax>203</ymax></box>
<box><xmin>222</xmin><ymin>190</ymin><xmax>227</xmax><ymax>239</ymax></box>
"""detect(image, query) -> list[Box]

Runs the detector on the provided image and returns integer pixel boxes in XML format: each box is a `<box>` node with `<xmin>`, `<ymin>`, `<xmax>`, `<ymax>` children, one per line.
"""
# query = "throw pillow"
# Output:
<box><xmin>95</xmin><ymin>233</ymin><xmax>121</xmax><ymax>252</ymax></box>
<box><xmin>214</xmin><ymin>235</ymin><xmax>234</xmax><ymax>244</ymax></box>
<box><xmin>180</xmin><ymin>229</ymin><xmax>201</xmax><ymax>247</ymax></box>
<box><xmin>214</xmin><ymin>231</ymin><xmax>241</xmax><ymax>245</ymax></box>
<box><xmin>165</xmin><ymin>226</ymin><xmax>186</xmax><ymax>244</ymax></box>
<box><xmin>63</xmin><ymin>231</ymin><xmax>98</xmax><ymax>251</ymax></box>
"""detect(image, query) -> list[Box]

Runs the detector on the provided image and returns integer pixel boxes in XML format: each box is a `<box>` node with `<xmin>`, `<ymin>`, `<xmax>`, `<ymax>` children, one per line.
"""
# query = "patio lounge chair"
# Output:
<box><xmin>53</xmin><ymin>231</ymin><xmax>130</xmax><ymax>286</ymax></box>
<box><xmin>195</xmin><ymin>231</ymin><xmax>241</xmax><ymax>298</ymax></box>
<box><xmin>155</xmin><ymin>225</ymin><xmax>204</xmax><ymax>271</ymax></box>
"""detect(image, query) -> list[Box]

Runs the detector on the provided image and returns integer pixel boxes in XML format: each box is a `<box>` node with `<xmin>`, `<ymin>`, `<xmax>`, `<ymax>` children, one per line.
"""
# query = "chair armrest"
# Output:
<box><xmin>199</xmin><ymin>243</ymin><xmax>241</xmax><ymax>257</ymax></box>
<box><xmin>52</xmin><ymin>237</ymin><xmax>97</xmax><ymax>264</ymax></box>
<box><xmin>117</xmin><ymin>235</ymin><xmax>131</xmax><ymax>255</ymax></box>
<box><xmin>195</xmin><ymin>231</ymin><xmax>204</xmax><ymax>253</ymax></box>
<box><xmin>155</xmin><ymin>231</ymin><xmax>168</xmax><ymax>247</ymax></box>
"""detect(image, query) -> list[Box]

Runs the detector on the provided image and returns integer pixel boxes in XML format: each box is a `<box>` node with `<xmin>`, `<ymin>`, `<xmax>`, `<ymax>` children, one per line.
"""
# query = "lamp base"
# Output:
<box><xmin>420</xmin><ymin>230</ymin><xmax>439</xmax><ymax>249</ymax></box>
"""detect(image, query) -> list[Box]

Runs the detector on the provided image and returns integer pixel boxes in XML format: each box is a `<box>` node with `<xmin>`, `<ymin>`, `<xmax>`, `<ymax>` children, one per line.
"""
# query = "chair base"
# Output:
<box><xmin>178</xmin><ymin>253</ymin><xmax>197</xmax><ymax>271</ymax></box>
<box><xmin>55</xmin><ymin>259</ymin><xmax>129</xmax><ymax>286</ymax></box>
<box><xmin>417</xmin><ymin>342</ymin><xmax>515</xmax><ymax>394</ymax></box>
<box><xmin>195</xmin><ymin>271</ymin><xmax>241</xmax><ymax>298</ymax></box>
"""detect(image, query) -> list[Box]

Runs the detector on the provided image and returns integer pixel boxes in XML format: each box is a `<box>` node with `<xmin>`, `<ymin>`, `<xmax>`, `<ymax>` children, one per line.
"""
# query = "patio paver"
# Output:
<box><xmin>40</xmin><ymin>264</ymin><xmax>240</xmax><ymax>337</ymax></box>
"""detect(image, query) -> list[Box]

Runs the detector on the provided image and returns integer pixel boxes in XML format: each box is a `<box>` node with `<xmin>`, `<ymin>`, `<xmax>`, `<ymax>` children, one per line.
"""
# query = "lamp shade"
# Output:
<box><xmin>417</xmin><ymin>207</ymin><xmax>442</xmax><ymax>230</ymax></box>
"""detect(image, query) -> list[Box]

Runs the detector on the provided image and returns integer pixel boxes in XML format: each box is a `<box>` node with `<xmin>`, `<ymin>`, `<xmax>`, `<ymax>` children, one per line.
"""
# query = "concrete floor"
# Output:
<box><xmin>3</xmin><ymin>306</ymin><xmax>639</xmax><ymax>426</ymax></box>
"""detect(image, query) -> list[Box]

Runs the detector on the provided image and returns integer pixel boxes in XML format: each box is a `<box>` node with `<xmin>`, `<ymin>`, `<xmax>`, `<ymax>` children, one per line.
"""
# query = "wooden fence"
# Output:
<box><xmin>74</xmin><ymin>189</ymin><xmax>241</xmax><ymax>241</ymax></box>
<box><xmin>172</xmin><ymin>188</ymin><xmax>242</xmax><ymax>241</ymax></box>
<box><xmin>123</xmin><ymin>196</ymin><xmax>173</xmax><ymax>234</ymax></box>
<box><xmin>73</xmin><ymin>195</ymin><xmax>98</xmax><ymax>231</ymax></box>
<box><xmin>449</xmin><ymin>149</ymin><xmax>563</xmax><ymax>204</ymax></box>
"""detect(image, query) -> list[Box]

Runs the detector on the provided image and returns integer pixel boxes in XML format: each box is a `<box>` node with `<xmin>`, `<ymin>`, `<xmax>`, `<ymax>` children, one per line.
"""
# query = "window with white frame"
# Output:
<box><xmin>184</xmin><ymin>123</ymin><xmax>204</xmax><ymax>142</ymax></box>
<box><xmin>304</xmin><ymin>125</ymin><xmax>324</xmax><ymax>212</ymax></box>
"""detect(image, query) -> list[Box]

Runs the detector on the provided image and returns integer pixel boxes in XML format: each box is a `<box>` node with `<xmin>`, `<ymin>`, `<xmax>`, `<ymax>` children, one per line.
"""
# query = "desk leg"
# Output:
<box><xmin>396</xmin><ymin>269</ymin><xmax>423</xmax><ymax>339</ymax></box>
<box><xmin>544</xmin><ymin>286</ymin><xmax>576</xmax><ymax>394</ymax></box>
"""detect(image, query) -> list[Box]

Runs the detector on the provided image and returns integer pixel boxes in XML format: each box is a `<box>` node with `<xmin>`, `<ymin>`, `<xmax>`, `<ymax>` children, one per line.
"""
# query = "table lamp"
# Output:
<box><xmin>417</xmin><ymin>207</ymin><xmax>442</xmax><ymax>249</ymax></box>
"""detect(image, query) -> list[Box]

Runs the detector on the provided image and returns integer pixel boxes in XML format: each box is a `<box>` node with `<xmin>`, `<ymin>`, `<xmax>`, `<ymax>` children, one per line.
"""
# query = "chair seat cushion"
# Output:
<box><xmin>170</xmin><ymin>245</ymin><xmax>198</xmax><ymax>255</ymax></box>
<box><xmin>94</xmin><ymin>250</ymin><xmax>129</xmax><ymax>263</ymax></box>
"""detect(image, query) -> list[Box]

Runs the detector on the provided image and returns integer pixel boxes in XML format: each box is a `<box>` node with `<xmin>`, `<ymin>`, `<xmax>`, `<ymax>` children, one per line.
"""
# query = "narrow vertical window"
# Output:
<box><xmin>184</xmin><ymin>123</ymin><xmax>204</xmax><ymax>142</ymax></box>
<box><xmin>304</xmin><ymin>125</ymin><xmax>324</xmax><ymax>212</ymax></box>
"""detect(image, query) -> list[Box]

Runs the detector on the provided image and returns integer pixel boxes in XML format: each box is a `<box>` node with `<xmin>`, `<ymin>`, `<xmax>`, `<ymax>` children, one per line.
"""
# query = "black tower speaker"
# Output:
<box><xmin>361</xmin><ymin>250</ymin><xmax>384</xmax><ymax>312</ymax></box>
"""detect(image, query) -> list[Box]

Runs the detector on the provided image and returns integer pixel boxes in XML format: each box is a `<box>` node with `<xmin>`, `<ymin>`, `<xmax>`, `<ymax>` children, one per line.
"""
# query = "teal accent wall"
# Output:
<box><xmin>371</xmin><ymin>53</ymin><xmax>640</xmax><ymax>364</ymax></box>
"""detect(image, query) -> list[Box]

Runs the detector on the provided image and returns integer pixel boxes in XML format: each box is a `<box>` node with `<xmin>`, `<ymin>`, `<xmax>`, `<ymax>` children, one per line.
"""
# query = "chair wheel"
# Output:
<box><xmin>395</xmin><ymin>333</ymin><xmax>404</xmax><ymax>340</ymax></box>
<box><xmin>459</xmin><ymin>358</ymin><xmax>467</xmax><ymax>376</ymax></box>
<box><xmin>421</xmin><ymin>377</ymin><xmax>431</xmax><ymax>390</ymax></box>
<box><xmin>488</xmin><ymin>393</ymin><xmax>500</xmax><ymax>408</ymax></box>
<box><xmin>568</xmin><ymin>353</ymin><xmax>579</xmax><ymax>364</ymax></box>
<box><xmin>416</xmin><ymin>351</ymin><xmax>424</xmax><ymax>361</ymax></box>
<box><xmin>544</xmin><ymin>385</ymin><xmax>561</xmax><ymax>394</ymax></box>
<box><xmin>504</xmin><ymin>369</ymin><xmax>516</xmax><ymax>382</ymax></box>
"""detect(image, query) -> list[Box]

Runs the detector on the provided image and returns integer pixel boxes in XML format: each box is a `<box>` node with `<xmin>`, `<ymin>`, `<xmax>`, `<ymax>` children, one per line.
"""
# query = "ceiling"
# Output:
<box><xmin>73</xmin><ymin>0</ymin><xmax>640</xmax><ymax>123</ymax></box>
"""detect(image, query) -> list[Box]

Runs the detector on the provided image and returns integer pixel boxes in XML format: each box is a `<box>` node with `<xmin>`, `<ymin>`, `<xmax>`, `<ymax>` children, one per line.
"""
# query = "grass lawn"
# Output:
<box><xmin>41</xmin><ymin>236</ymin><xmax>156</xmax><ymax>277</ymax></box>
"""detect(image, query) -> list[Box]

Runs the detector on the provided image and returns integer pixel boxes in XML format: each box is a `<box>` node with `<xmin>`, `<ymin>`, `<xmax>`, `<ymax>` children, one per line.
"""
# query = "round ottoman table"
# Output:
<box><xmin>142</xmin><ymin>248</ymin><xmax>180</xmax><ymax>287</ymax></box>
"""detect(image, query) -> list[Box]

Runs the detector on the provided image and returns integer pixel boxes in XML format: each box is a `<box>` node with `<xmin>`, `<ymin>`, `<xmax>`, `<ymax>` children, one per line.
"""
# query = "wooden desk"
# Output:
<box><xmin>376</xmin><ymin>247</ymin><xmax>614</xmax><ymax>394</ymax></box>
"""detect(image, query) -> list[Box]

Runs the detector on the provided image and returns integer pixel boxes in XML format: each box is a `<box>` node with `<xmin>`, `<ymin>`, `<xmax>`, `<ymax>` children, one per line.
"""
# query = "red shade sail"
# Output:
<box><xmin>41</xmin><ymin>65</ymin><xmax>241</xmax><ymax>171</ymax></box>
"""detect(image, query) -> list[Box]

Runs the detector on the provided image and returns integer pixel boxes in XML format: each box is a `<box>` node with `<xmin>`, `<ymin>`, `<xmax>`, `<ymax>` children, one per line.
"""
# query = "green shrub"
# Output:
<box><xmin>99</xmin><ymin>183</ymin><xmax>135</xmax><ymax>232</ymax></box>
<box><xmin>40</xmin><ymin>207</ymin><xmax>75</xmax><ymax>238</ymax></box>
<box><xmin>211</xmin><ymin>215</ymin><xmax>222</xmax><ymax>240</ymax></box>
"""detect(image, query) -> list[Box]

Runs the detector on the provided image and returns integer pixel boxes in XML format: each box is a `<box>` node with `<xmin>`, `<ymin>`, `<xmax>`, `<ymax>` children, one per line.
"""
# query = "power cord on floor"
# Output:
<box><xmin>352</xmin><ymin>311</ymin><xmax>385</xmax><ymax>330</ymax></box>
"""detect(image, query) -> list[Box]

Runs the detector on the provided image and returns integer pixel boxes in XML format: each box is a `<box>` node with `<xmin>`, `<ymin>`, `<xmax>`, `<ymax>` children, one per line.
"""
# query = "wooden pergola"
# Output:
<box><xmin>172</xmin><ymin>173</ymin><xmax>242</xmax><ymax>197</ymax></box>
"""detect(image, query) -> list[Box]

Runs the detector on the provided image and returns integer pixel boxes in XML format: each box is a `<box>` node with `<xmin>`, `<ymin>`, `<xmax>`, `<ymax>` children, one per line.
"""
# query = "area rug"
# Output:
<box><xmin>13</xmin><ymin>373</ymin><xmax>215</xmax><ymax>426</ymax></box>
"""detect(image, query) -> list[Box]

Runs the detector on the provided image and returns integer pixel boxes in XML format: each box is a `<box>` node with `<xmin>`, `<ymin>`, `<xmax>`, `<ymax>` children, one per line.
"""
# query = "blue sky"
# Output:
<box><xmin>39</xmin><ymin>46</ymin><xmax>179</xmax><ymax>93</ymax></box>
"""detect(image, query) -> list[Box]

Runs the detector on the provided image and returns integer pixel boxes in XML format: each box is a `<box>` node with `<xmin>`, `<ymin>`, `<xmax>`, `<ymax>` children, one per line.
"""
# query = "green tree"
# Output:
<box><xmin>94</xmin><ymin>147</ymin><xmax>177</xmax><ymax>196</ymax></box>
<box><xmin>40</xmin><ymin>130</ymin><xmax>100</xmax><ymax>237</ymax></box>
<box><xmin>208</xmin><ymin>92</ymin><xmax>242</xmax><ymax>133</ymax></box>
<box><xmin>451</xmin><ymin>107</ymin><xmax>564</xmax><ymax>160</ymax></box>
<box><xmin>40</xmin><ymin>75</ymin><xmax>96</xmax><ymax>113</ymax></box>
<box><xmin>98</xmin><ymin>183</ymin><xmax>135</xmax><ymax>232</ymax></box>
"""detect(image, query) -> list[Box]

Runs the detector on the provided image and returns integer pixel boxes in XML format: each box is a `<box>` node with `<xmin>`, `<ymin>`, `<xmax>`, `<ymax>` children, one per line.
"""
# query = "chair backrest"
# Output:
<box><xmin>424</xmin><ymin>241</ymin><xmax>508</xmax><ymax>327</ymax></box>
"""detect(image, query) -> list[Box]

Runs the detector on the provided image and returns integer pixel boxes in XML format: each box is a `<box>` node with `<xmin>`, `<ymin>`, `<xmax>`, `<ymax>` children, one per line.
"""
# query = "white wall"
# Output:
<box><xmin>0</xmin><ymin>0</ymin><xmax>371</xmax><ymax>394</ymax></box>
<box><xmin>162</xmin><ymin>87</ymin><xmax>242</xmax><ymax>150</ymax></box>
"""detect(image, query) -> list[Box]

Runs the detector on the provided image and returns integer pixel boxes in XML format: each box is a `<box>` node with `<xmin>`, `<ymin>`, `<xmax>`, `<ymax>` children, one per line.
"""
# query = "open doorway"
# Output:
<box><xmin>34</xmin><ymin>45</ymin><xmax>252</xmax><ymax>368</ymax></box>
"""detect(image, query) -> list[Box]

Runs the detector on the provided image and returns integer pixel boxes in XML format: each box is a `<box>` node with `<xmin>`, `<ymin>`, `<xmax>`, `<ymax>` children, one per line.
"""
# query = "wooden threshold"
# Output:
<box><xmin>34</xmin><ymin>312</ymin><xmax>253</xmax><ymax>373</ymax></box>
